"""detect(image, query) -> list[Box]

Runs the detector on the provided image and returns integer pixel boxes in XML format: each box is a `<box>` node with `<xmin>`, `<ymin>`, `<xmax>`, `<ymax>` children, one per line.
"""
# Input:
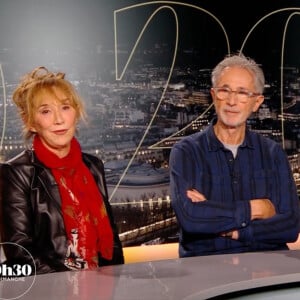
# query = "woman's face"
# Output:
<box><xmin>30</xmin><ymin>88</ymin><xmax>77</xmax><ymax>158</ymax></box>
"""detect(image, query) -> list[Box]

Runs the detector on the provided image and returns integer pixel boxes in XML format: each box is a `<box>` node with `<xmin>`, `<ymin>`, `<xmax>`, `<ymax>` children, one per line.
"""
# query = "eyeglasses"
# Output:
<box><xmin>213</xmin><ymin>87</ymin><xmax>261</xmax><ymax>103</ymax></box>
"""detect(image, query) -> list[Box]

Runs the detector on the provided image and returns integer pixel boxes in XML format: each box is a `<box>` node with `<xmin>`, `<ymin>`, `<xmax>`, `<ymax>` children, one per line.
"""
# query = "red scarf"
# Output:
<box><xmin>33</xmin><ymin>136</ymin><xmax>113</xmax><ymax>268</ymax></box>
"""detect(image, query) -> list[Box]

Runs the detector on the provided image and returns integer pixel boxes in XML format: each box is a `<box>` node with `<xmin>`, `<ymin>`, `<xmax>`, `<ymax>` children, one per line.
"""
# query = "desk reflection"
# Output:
<box><xmin>1</xmin><ymin>250</ymin><xmax>300</xmax><ymax>300</ymax></box>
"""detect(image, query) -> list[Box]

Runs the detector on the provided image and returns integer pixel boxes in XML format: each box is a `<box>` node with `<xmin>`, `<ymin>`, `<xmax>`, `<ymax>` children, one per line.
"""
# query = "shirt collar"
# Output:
<box><xmin>206</xmin><ymin>118</ymin><xmax>254</xmax><ymax>151</ymax></box>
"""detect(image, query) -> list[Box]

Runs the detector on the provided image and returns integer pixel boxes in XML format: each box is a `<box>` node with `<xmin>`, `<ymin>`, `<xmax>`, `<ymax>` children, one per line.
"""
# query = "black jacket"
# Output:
<box><xmin>0</xmin><ymin>150</ymin><xmax>124</xmax><ymax>274</ymax></box>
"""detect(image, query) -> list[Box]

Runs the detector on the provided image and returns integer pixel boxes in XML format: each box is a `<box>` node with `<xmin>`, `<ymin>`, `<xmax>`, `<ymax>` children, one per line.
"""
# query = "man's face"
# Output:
<box><xmin>210</xmin><ymin>66</ymin><xmax>264</xmax><ymax>129</ymax></box>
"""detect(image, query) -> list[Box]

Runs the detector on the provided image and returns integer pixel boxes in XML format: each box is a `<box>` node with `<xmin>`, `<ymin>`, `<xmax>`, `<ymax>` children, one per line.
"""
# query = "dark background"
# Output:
<box><xmin>1</xmin><ymin>0</ymin><xmax>300</xmax><ymax>74</ymax></box>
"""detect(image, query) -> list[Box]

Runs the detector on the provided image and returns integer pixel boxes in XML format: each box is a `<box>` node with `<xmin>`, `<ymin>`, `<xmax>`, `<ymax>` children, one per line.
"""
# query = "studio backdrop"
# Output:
<box><xmin>0</xmin><ymin>0</ymin><xmax>299</xmax><ymax>248</ymax></box>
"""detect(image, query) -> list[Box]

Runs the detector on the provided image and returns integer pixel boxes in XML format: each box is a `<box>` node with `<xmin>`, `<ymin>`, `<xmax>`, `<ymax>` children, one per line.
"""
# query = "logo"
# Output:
<box><xmin>0</xmin><ymin>243</ymin><xmax>36</xmax><ymax>300</ymax></box>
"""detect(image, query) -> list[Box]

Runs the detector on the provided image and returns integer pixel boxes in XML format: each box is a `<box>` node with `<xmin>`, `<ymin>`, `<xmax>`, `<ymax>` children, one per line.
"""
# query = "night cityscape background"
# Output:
<box><xmin>0</xmin><ymin>0</ymin><xmax>299</xmax><ymax>246</ymax></box>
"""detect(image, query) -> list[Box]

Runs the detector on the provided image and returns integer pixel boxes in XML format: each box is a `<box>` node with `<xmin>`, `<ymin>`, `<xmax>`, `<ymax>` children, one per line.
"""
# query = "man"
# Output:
<box><xmin>169</xmin><ymin>53</ymin><xmax>299</xmax><ymax>258</ymax></box>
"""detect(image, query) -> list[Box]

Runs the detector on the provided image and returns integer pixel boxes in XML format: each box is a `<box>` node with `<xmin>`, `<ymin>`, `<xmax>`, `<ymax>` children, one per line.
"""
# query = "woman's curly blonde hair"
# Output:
<box><xmin>12</xmin><ymin>66</ymin><xmax>86</xmax><ymax>141</ymax></box>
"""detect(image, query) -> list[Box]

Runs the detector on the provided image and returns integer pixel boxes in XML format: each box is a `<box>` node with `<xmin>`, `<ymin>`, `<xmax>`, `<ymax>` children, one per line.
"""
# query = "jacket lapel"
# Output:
<box><xmin>30</xmin><ymin>150</ymin><xmax>63</xmax><ymax>209</ymax></box>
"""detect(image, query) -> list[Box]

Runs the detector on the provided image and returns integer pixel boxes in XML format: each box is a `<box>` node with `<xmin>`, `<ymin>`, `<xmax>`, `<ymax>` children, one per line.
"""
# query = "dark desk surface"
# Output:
<box><xmin>1</xmin><ymin>249</ymin><xmax>300</xmax><ymax>300</ymax></box>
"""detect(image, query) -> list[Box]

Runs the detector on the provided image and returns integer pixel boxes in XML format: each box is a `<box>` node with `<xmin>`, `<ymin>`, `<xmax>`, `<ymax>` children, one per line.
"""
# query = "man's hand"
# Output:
<box><xmin>221</xmin><ymin>230</ymin><xmax>239</xmax><ymax>240</ymax></box>
<box><xmin>186</xmin><ymin>189</ymin><xmax>206</xmax><ymax>202</ymax></box>
<box><xmin>250</xmin><ymin>199</ymin><xmax>276</xmax><ymax>220</ymax></box>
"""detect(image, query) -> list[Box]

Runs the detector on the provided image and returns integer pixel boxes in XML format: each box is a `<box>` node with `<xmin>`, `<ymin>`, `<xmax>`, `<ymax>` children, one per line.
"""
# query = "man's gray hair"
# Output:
<box><xmin>211</xmin><ymin>53</ymin><xmax>265</xmax><ymax>94</ymax></box>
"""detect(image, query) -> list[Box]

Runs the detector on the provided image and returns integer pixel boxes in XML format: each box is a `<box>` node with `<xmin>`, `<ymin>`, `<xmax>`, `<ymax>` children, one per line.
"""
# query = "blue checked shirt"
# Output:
<box><xmin>170</xmin><ymin>120</ymin><xmax>300</xmax><ymax>257</ymax></box>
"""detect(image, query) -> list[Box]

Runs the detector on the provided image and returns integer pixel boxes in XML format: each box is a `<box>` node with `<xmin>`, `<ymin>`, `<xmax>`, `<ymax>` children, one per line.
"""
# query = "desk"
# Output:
<box><xmin>1</xmin><ymin>250</ymin><xmax>300</xmax><ymax>300</ymax></box>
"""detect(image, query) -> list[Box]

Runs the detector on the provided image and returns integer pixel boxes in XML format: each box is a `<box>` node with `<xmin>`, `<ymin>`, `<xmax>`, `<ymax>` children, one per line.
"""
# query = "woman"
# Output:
<box><xmin>0</xmin><ymin>67</ymin><xmax>124</xmax><ymax>274</ymax></box>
